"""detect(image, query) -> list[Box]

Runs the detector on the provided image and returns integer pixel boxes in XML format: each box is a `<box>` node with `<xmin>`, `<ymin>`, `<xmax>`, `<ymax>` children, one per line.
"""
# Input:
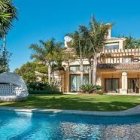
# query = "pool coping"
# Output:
<box><xmin>0</xmin><ymin>106</ymin><xmax>140</xmax><ymax>116</ymax></box>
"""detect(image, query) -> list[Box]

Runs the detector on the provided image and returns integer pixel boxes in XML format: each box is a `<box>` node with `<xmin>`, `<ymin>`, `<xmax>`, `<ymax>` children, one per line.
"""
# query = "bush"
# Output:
<box><xmin>95</xmin><ymin>85</ymin><xmax>102</xmax><ymax>91</ymax></box>
<box><xmin>80</xmin><ymin>84</ymin><xmax>102</xmax><ymax>94</ymax></box>
<box><xmin>80</xmin><ymin>84</ymin><xmax>94</xmax><ymax>93</ymax></box>
<box><xmin>27</xmin><ymin>82</ymin><xmax>62</xmax><ymax>94</ymax></box>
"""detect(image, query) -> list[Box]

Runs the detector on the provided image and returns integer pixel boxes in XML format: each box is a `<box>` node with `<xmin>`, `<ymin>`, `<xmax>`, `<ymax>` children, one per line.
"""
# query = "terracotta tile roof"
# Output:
<box><xmin>98</xmin><ymin>63</ymin><xmax>140</xmax><ymax>70</ymax></box>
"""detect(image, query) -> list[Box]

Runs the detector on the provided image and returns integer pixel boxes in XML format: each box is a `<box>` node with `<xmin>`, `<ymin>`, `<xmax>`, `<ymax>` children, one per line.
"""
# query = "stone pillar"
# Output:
<box><xmin>120</xmin><ymin>72</ymin><xmax>128</xmax><ymax>94</ymax></box>
<box><xmin>119</xmin><ymin>40</ymin><xmax>124</xmax><ymax>49</ymax></box>
<box><xmin>89</xmin><ymin>68</ymin><xmax>92</xmax><ymax>84</ymax></box>
<box><xmin>66</xmin><ymin>68</ymin><xmax>70</xmax><ymax>92</ymax></box>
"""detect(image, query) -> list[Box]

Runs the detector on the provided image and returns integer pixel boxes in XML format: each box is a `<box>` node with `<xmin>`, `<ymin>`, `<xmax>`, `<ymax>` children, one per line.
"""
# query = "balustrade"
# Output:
<box><xmin>100</xmin><ymin>48</ymin><xmax>140</xmax><ymax>64</ymax></box>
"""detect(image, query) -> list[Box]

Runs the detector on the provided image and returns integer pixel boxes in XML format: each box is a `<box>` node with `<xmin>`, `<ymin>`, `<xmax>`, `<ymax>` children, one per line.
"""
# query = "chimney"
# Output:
<box><xmin>106</xmin><ymin>23</ymin><xmax>112</xmax><ymax>39</ymax></box>
<box><xmin>64</xmin><ymin>36</ymin><xmax>72</xmax><ymax>48</ymax></box>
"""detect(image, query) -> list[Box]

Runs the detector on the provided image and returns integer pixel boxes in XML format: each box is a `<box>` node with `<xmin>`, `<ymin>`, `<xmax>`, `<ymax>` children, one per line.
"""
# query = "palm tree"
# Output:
<box><xmin>0</xmin><ymin>0</ymin><xmax>17</xmax><ymax>72</ymax></box>
<box><xmin>71</xmin><ymin>17</ymin><xmax>110</xmax><ymax>85</ymax></box>
<box><xmin>0</xmin><ymin>0</ymin><xmax>17</xmax><ymax>38</ymax></box>
<box><xmin>29</xmin><ymin>39</ymin><xmax>62</xmax><ymax>84</ymax></box>
<box><xmin>71</xmin><ymin>26</ymin><xmax>90</xmax><ymax>86</ymax></box>
<box><xmin>88</xmin><ymin>17</ymin><xmax>110</xmax><ymax>85</ymax></box>
<box><xmin>124</xmin><ymin>36</ymin><xmax>140</xmax><ymax>49</ymax></box>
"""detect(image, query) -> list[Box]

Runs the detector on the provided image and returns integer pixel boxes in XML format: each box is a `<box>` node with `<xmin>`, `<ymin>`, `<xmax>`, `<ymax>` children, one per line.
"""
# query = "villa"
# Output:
<box><xmin>54</xmin><ymin>25</ymin><xmax>140</xmax><ymax>94</ymax></box>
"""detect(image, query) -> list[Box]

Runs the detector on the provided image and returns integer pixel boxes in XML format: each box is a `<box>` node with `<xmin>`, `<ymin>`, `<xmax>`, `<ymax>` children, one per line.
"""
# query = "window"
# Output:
<box><xmin>105</xmin><ymin>42</ymin><xmax>119</xmax><ymax>50</ymax></box>
<box><xmin>70</xmin><ymin>65</ymin><xmax>90</xmax><ymax>73</ymax></box>
<box><xmin>83</xmin><ymin>65</ymin><xmax>90</xmax><ymax>73</ymax></box>
<box><xmin>105</xmin><ymin>78</ymin><xmax>119</xmax><ymax>93</ymax></box>
<box><xmin>128</xmin><ymin>79</ymin><xmax>139</xmax><ymax>93</ymax></box>
<box><xmin>70</xmin><ymin>66</ymin><xmax>80</xmax><ymax>72</ymax></box>
<box><xmin>70</xmin><ymin>75</ymin><xmax>89</xmax><ymax>92</ymax></box>
<box><xmin>105</xmin><ymin>45</ymin><xmax>119</xmax><ymax>50</ymax></box>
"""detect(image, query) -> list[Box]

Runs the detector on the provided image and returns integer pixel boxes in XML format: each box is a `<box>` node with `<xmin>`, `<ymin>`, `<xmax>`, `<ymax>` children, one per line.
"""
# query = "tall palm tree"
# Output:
<box><xmin>71</xmin><ymin>17</ymin><xmax>110</xmax><ymax>85</ymax></box>
<box><xmin>29</xmin><ymin>39</ymin><xmax>62</xmax><ymax>84</ymax></box>
<box><xmin>71</xmin><ymin>26</ymin><xmax>90</xmax><ymax>86</ymax></box>
<box><xmin>0</xmin><ymin>0</ymin><xmax>17</xmax><ymax>72</ymax></box>
<box><xmin>88</xmin><ymin>17</ymin><xmax>110</xmax><ymax>85</ymax></box>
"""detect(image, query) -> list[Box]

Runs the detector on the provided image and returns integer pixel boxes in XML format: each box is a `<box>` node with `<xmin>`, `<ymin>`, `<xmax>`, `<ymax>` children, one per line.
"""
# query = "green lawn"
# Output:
<box><xmin>0</xmin><ymin>94</ymin><xmax>140</xmax><ymax>111</ymax></box>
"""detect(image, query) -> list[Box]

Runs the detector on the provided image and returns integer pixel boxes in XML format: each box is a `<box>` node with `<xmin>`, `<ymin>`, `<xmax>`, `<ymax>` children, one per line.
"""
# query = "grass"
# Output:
<box><xmin>0</xmin><ymin>94</ymin><xmax>140</xmax><ymax>111</ymax></box>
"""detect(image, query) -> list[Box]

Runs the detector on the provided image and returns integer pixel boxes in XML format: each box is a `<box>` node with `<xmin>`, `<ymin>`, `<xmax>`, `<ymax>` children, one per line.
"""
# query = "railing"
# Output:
<box><xmin>103</xmin><ymin>48</ymin><xmax>140</xmax><ymax>54</ymax></box>
<box><xmin>100</xmin><ymin>48</ymin><xmax>140</xmax><ymax>64</ymax></box>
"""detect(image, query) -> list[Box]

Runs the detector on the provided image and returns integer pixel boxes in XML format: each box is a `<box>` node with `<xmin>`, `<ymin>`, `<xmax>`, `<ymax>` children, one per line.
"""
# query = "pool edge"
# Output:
<box><xmin>0</xmin><ymin>106</ymin><xmax>140</xmax><ymax>116</ymax></box>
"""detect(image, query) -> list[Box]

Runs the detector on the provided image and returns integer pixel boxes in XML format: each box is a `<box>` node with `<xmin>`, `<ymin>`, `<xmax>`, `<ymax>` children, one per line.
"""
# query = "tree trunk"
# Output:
<box><xmin>88</xmin><ymin>60</ymin><xmax>92</xmax><ymax>84</ymax></box>
<box><xmin>2</xmin><ymin>36</ymin><xmax>8</xmax><ymax>72</ymax></box>
<box><xmin>89</xmin><ymin>67</ymin><xmax>92</xmax><ymax>84</ymax></box>
<box><xmin>67</xmin><ymin>62</ymin><xmax>70</xmax><ymax>92</ymax></box>
<box><xmin>79</xmin><ymin>39</ymin><xmax>84</xmax><ymax>89</ymax></box>
<box><xmin>92</xmin><ymin>54</ymin><xmax>98</xmax><ymax>85</ymax></box>
<box><xmin>80</xmin><ymin>57</ymin><xmax>84</xmax><ymax>87</ymax></box>
<box><xmin>48</xmin><ymin>64</ymin><xmax>51</xmax><ymax>84</ymax></box>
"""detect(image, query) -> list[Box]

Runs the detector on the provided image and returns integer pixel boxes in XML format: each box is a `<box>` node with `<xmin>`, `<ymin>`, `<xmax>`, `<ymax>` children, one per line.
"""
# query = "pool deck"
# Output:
<box><xmin>0</xmin><ymin>105</ymin><xmax>140</xmax><ymax>116</ymax></box>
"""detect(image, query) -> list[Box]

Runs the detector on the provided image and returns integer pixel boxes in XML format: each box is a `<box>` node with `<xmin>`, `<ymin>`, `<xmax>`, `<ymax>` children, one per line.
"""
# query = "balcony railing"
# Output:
<box><xmin>100</xmin><ymin>48</ymin><xmax>140</xmax><ymax>64</ymax></box>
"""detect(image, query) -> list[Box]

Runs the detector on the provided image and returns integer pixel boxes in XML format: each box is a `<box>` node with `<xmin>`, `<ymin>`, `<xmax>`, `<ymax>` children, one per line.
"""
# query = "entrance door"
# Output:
<box><xmin>128</xmin><ymin>79</ymin><xmax>139</xmax><ymax>93</ymax></box>
<box><xmin>70</xmin><ymin>75</ymin><xmax>89</xmax><ymax>92</ymax></box>
<box><xmin>105</xmin><ymin>78</ymin><xmax>119</xmax><ymax>93</ymax></box>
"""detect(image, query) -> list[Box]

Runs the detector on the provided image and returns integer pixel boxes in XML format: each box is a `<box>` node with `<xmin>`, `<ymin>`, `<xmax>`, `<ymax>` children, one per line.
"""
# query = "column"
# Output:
<box><xmin>66</xmin><ymin>67</ymin><xmax>70</xmax><ymax>92</ymax></box>
<box><xmin>120</xmin><ymin>72</ymin><xmax>128</xmax><ymax>94</ymax></box>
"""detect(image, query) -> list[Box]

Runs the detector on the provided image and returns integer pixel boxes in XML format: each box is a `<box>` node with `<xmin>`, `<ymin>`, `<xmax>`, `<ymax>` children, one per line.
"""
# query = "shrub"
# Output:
<box><xmin>80</xmin><ymin>84</ymin><xmax>102</xmax><ymax>94</ymax></box>
<box><xmin>95</xmin><ymin>85</ymin><xmax>102</xmax><ymax>91</ymax></box>
<box><xmin>80</xmin><ymin>84</ymin><xmax>94</xmax><ymax>93</ymax></box>
<box><xmin>27</xmin><ymin>82</ymin><xmax>62</xmax><ymax>94</ymax></box>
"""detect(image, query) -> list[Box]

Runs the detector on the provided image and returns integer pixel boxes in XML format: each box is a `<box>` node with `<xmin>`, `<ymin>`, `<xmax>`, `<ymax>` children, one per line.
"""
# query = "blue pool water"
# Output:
<box><xmin>0</xmin><ymin>110</ymin><xmax>140</xmax><ymax>140</ymax></box>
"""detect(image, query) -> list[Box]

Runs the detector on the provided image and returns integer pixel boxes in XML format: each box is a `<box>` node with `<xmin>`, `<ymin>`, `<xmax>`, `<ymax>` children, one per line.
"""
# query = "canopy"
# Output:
<box><xmin>0</xmin><ymin>72</ymin><xmax>28</xmax><ymax>101</ymax></box>
<box><xmin>0</xmin><ymin>72</ymin><xmax>27</xmax><ymax>90</ymax></box>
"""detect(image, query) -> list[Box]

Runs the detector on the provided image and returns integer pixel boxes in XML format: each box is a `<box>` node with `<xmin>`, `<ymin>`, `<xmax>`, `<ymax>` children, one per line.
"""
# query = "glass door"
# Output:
<box><xmin>70</xmin><ymin>75</ymin><xmax>81</xmax><ymax>92</ymax></box>
<box><xmin>105</xmin><ymin>78</ymin><xmax>119</xmax><ymax>93</ymax></box>
<box><xmin>70</xmin><ymin>75</ymin><xmax>89</xmax><ymax>92</ymax></box>
<box><xmin>128</xmin><ymin>79</ymin><xmax>139</xmax><ymax>93</ymax></box>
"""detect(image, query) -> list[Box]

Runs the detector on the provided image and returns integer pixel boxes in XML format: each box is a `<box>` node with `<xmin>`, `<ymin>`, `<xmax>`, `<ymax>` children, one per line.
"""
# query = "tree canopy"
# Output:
<box><xmin>29</xmin><ymin>39</ymin><xmax>64</xmax><ymax>83</ymax></box>
<box><xmin>29</xmin><ymin>39</ymin><xmax>62</xmax><ymax>65</ymax></box>
<box><xmin>124</xmin><ymin>36</ymin><xmax>140</xmax><ymax>49</ymax></box>
<box><xmin>15</xmin><ymin>61</ymin><xmax>48</xmax><ymax>83</ymax></box>
<box><xmin>71</xmin><ymin>17</ymin><xmax>110</xmax><ymax>60</ymax></box>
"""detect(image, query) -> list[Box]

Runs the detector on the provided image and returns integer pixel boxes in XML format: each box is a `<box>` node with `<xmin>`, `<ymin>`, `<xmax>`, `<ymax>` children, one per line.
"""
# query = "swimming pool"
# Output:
<box><xmin>0</xmin><ymin>110</ymin><xmax>140</xmax><ymax>140</ymax></box>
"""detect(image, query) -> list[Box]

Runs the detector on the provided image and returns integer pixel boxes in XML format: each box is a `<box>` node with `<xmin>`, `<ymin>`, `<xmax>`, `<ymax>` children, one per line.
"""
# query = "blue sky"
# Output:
<box><xmin>7</xmin><ymin>0</ymin><xmax>140</xmax><ymax>71</ymax></box>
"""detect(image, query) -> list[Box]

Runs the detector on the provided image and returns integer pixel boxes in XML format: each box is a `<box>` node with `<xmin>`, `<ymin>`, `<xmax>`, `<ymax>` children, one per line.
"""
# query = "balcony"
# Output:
<box><xmin>98</xmin><ymin>48</ymin><xmax>140</xmax><ymax>71</ymax></box>
<box><xmin>98</xmin><ymin>63</ymin><xmax>140</xmax><ymax>70</ymax></box>
<box><xmin>100</xmin><ymin>48</ymin><xmax>140</xmax><ymax>64</ymax></box>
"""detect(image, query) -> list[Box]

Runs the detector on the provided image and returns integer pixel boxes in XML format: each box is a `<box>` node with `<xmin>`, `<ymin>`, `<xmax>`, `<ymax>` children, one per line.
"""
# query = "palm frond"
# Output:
<box><xmin>0</xmin><ymin>0</ymin><xmax>17</xmax><ymax>37</ymax></box>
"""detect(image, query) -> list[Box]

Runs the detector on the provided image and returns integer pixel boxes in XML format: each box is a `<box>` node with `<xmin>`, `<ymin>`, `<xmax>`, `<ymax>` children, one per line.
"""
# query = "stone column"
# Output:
<box><xmin>89</xmin><ymin>68</ymin><xmax>91</xmax><ymax>84</ymax></box>
<box><xmin>120</xmin><ymin>72</ymin><xmax>128</xmax><ymax>94</ymax></box>
<box><xmin>66</xmin><ymin>68</ymin><xmax>70</xmax><ymax>92</ymax></box>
